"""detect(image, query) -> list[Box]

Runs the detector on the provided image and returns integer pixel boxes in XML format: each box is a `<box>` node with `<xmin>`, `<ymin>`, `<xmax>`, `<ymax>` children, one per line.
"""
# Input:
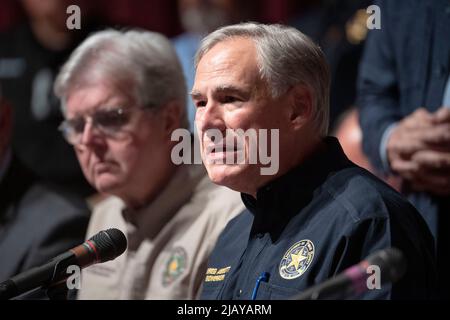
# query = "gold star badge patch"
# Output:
<box><xmin>279</xmin><ymin>239</ymin><xmax>315</xmax><ymax>280</ymax></box>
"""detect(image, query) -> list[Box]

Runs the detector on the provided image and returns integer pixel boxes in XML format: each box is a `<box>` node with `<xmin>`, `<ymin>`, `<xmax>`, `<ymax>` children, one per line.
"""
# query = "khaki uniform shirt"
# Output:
<box><xmin>77</xmin><ymin>164</ymin><xmax>244</xmax><ymax>299</ymax></box>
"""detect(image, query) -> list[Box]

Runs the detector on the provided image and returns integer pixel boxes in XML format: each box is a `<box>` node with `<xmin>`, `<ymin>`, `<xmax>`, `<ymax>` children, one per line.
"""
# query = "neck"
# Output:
<box><xmin>249</xmin><ymin>135</ymin><xmax>325</xmax><ymax>199</ymax></box>
<box><xmin>121</xmin><ymin>163</ymin><xmax>178</xmax><ymax>211</ymax></box>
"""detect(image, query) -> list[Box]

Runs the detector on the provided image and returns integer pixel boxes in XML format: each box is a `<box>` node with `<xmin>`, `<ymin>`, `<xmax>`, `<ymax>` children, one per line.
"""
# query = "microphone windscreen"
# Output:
<box><xmin>89</xmin><ymin>228</ymin><xmax>127</xmax><ymax>262</ymax></box>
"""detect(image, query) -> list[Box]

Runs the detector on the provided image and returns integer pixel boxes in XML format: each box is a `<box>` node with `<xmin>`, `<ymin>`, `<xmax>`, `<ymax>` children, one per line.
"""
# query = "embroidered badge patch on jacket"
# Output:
<box><xmin>279</xmin><ymin>239</ymin><xmax>315</xmax><ymax>280</ymax></box>
<box><xmin>163</xmin><ymin>247</ymin><xmax>187</xmax><ymax>286</ymax></box>
<box><xmin>205</xmin><ymin>266</ymin><xmax>231</xmax><ymax>282</ymax></box>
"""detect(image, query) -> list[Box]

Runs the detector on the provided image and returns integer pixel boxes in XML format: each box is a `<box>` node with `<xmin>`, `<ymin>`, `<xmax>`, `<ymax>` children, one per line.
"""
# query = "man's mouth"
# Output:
<box><xmin>204</xmin><ymin>142</ymin><xmax>245</xmax><ymax>163</ymax></box>
<box><xmin>93</xmin><ymin>161</ymin><xmax>116</xmax><ymax>174</ymax></box>
<box><xmin>206</xmin><ymin>142</ymin><xmax>243</xmax><ymax>154</ymax></box>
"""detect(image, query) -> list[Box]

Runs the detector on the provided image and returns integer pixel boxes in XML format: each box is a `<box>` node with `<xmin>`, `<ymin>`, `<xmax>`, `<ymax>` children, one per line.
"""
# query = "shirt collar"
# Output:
<box><xmin>121</xmin><ymin>163</ymin><xmax>206</xmax><ymax>241</ymax></box>
<box><xmin>241</xmin><ymin>137</ymin><xmax>353</xmax><ymax>238</ymax></box>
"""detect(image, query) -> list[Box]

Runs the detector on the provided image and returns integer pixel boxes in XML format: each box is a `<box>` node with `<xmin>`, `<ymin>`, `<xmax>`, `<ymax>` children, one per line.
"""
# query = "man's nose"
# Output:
<box><xmin>196</xmin><ymin>101</ymin><xmax>226</xmax><ymax>133</ymax></box>
<box><xmin>80</xmin><ymin>118</ymin><xmax>101</xmax><ymax>146</ymax></box>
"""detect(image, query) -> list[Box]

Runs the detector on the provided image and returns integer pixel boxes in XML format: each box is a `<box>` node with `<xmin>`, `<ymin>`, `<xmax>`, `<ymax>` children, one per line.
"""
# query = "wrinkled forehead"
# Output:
<box><xmin>64</xmin><ymin>82</ymin><xmax>134</xmax><ymax>118</ymax></box>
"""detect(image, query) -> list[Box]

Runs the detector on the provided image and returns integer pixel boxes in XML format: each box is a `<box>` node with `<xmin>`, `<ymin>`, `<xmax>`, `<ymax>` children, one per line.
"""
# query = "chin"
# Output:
<box><xmin>206</xmin><ymin>164</ymin><xmax>248</xmax><ymax>191</ymax></box>
<box><xmin>93</xmin><ymin>174</ymin><xmax>125</xmax><ymax>195</ymax></box>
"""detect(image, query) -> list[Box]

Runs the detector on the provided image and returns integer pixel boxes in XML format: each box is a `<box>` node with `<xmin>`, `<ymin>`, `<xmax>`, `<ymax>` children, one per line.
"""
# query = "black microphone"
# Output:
<box><xmin>0</xmin><ymin>228</ymin><xmax>127</xmax><ymax>300</ymax></box>
<box><xmin>292</xmin><ymin>247</ymin><xmax>407</xmax><ymax>300</ymax></box>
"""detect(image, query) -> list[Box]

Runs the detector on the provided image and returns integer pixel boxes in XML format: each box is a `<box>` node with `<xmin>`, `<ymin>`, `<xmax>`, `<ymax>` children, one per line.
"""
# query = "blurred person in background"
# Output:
<box><xmin>0</xmin><ymin>94</ymin><xmax>89</xmax><ymax>298</ymax></box>
<box><xmin>357</xmin><ymin>0</ymin><xmax>450</xmax><ymax>299</ymax></box>
<box><xmin>0</xmin><ymin>0</ymin><xmax>99</xmax><ymax>197</ymax></box>
<box><xmin>173</xmin><ymin>0</ymin><xmax>258</xmax><ymax>131</ymax></box>
<box><xmin>54</xmin><ymin>29</ymin><xmax>244</xmax><ymax>299</ymax></box>
<box><xmin>289</xmin><ymin>0</ymin><xmax>372</xmax><ymax>128</ymax></box>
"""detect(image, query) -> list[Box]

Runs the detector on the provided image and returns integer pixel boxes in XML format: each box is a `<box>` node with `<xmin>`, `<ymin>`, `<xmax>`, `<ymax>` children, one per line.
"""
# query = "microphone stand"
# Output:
<box><xmin>1</xmin><ymin>253</ymin><xmax>74</xmax><ymax>300</ymax></box>
<box><xmin>44</xmin><ymin>257</ymin><xmax>71</xmax><ymax>300</ymax></box>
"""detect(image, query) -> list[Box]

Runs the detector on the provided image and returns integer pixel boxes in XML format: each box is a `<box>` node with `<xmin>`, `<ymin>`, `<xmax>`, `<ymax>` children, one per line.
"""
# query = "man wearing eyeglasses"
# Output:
<box><xmin>54</xmin><ymin>29</ymin><xmax>244</xmax><ymax>299</ymax></box>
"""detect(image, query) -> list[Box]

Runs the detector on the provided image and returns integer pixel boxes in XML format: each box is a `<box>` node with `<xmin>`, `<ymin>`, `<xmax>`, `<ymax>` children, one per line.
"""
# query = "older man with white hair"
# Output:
<box><xmin>192</xmin><ymin>23</ymin><xmax>437</xmax><ymax>300</ymax></box>
<box><xmin>54</xmin><ymin>29</ymin><xmax>243</xmax><ymax>299</ymax></box>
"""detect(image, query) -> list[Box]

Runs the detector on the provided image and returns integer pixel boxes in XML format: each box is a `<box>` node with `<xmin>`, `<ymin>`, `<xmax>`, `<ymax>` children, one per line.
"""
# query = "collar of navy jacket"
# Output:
<box><xmin>200</xmin><ymin>137</ymin><xmax>437</xmax><ymax>300</ymax></box>
<box><xmin>243</xmin><ymin>137</ymin><xmax>352</xmax><ymax>241</ymax></box>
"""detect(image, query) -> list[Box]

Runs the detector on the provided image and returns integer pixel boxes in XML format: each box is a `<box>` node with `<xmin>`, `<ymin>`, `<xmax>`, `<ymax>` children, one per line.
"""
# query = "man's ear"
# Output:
<box><xmin>288</xmin><ymin>84</ymin><xmax>314</xmax><ymax>130</ymax></box>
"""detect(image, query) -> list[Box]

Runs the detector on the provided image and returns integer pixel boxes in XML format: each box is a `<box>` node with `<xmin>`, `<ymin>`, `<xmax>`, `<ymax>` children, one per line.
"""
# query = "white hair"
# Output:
<box><xmin>54</xmin><ymin>29</ymin><xmax>188</xmax><ymax>128</ymax></box>
<box><xmin>195</xmin><ymin>22</ymin><xmax>330</xmax><ymax>135</ymax></box>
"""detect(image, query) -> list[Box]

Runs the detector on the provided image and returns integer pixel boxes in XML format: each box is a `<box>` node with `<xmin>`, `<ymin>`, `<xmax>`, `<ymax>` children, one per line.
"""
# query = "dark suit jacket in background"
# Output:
<box><xmin>0</xmin><ymin>158</ymin><xmax>89</xmax><ymax>293</ymax></box>
<box><xmin>357</xmin><ymin>0</ymin><xmax>450</xmax><ymax>299</ymax></box>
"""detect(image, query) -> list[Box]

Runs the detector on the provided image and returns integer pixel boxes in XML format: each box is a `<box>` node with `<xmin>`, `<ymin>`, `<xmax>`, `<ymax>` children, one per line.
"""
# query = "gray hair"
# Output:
<box><xmin>195</xmin><ymin>22</ymin><xmax>330</xmax><ymax>136</ymax></box>
<box><xmin>55</xmin><ymin>29</ymin><xmax>188</xmax><ymax>129</ymax></box>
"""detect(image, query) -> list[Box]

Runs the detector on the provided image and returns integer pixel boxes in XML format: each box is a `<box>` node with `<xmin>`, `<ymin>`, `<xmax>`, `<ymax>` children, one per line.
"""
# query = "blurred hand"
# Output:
<box><xmin>387</xmin><ymin>108</ymin><xmax>447</xmax><ymax>159</ymax></box>
<box><xmin>432</xmin><ymin>107</ymin><xmax>450</xmax><ymax>124</ymax></box>
<box><xmin>387</xmin><ymin>107</ymin><xmax>450</xmax><ymax>195</ymax></box>
<box><xmin>407</xmin><ymin>149</ymin><xmax>450</xmax><ymax>196</ymax></box>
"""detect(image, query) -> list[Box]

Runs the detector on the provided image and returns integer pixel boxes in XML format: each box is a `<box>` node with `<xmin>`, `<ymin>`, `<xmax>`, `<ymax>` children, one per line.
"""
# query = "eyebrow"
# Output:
<box><xmin>189</xmin><ymin>90</ymin><xmax>203</xmax><ymax>100</ymax></box>
<box><xmin>190</xmin><ymin>85</ymin><xmax>250</xmax><ymax>100</ymax></box>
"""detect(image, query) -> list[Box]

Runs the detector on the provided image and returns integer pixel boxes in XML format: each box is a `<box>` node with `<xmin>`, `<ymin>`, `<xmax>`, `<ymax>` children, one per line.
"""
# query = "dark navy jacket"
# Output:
<box><xmin>200</xmin><ymin>138</ymin><xmax>437</xmax><ymax>300</ymax></box>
